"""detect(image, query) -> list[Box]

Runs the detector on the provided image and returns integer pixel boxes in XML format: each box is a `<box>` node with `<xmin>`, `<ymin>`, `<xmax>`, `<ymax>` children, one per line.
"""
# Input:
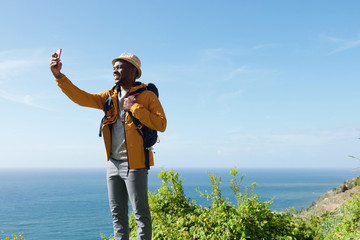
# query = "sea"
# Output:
<box><xmin>0</xmin><ymin>168</ymin><xmax>359</xmax><ymax>240</ymax></box>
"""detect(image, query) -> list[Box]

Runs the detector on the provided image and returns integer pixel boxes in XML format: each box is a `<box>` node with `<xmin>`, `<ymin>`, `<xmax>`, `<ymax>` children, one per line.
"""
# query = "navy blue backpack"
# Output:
<box><xmin>100</xmin><ymin>83</ymin><xmax>159</xmax><ymax>169</ymax></box>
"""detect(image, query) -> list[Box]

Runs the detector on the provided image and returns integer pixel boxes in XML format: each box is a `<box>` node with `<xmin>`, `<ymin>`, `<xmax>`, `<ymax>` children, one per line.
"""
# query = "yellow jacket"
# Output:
<box><xmin>56</xmin><ymin>75</ymin><xmax>167</xmax><ymax>169</ymax></box>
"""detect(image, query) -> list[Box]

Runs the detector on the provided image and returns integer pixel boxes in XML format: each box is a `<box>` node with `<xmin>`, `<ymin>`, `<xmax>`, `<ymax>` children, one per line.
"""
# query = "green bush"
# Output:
<box><xmin>5</xmin><ymin>169</ymin><xmax>360</xmax><ymax>239</ymax></box>
<box><xmin>0</xmin><ymin>233</ymin><xmax>24</xmax><ymax>240</ymax></box>
<box><xmin>100</xmin><ymin>168</ymin><xmax>360</xmax><ymax>240</ymax></box>
<box><xmin>125</xmin><ymin>168</ymin><xmax>316</xmax><ymax>239</ymax></box>
<box><xmin>354</xmin><ymin>176</ymin><xmax>360</xmax><ymax>187</ymax></box>
<box><xmin>320</xmin><ymin>195</ymin><xmax>360</xmax><ymax>239</ymax></box>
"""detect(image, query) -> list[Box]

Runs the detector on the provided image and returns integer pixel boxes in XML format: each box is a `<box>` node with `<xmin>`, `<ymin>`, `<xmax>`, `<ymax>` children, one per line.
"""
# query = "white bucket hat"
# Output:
<box><xmin>112</xmin><ymin>53</ymin><xmax>142</xmax><ymax>79</ymax></box>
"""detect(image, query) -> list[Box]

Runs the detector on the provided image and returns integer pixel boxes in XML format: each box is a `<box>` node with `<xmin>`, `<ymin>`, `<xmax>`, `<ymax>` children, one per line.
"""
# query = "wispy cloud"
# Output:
<box><xmin>213</xmin><ymin>128</ymin><xmax>358</xmax><ymax>159</ymax></box>
<box><xmin>0</xmin><ymin>48</ymin><xmax>45</xmax><ymax>81</ymax></box>
<box><xmin>223</xmin><ymin>66</ymin><xmax>247</xmax><ymax>81</ymax></box>
<box><xmin>203</xmin><ymin>48</ymin><xmax>224</xmax><ymax>58</ymax></box>
<box><xmin>0</xmin><ymin>59</ymin><xmax>36</xmax><ymax>81</ymax></box>
<box><xmin>218</xmin><ymin>89</ymin><xmax>243</xmax><ymax>102</ymax></box>
<box><xmin>252</xmin><ymin>43</ymin><xmax>279</xmax><ymax>49</ymax></box>
<box><xmin>72</xmin><ymin>68</ymin><xmax>112</xmax><ymax>82</ymax></box>
<box><xmin>0</xmin><ymin>48</ymin><xmax>50</xmax><ymax>109</ymax></box>
<box><xmin>327</xmin><ymin>36</ymin><xmax>360</xmax><ymax>55</ymax></box>
<box><xmin>201</xmin><ymin>48</ymin><xmax>246</xmax><ymax>64</ymax></box>
<box><xmin>203</xmin><ymin>44</ymin><xmax>279</xmax><ymax>60</ymax></box>
<box><xmin>0</xmin><ymin>59</ymin><xmax>35</xmax><ymax>70</ymax></box>
<box><xmin>0</xmin><ymin>90</ymin><xmax>49</xmax><ymax>109</ymax></box>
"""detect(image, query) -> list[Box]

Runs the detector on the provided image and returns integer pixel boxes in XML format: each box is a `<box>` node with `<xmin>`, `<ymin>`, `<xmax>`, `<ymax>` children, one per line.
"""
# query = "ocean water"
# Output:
<box><xmin>0</xmin><ymin>168</ymin><xmax>358</xmax><ymax>240</ymax></box>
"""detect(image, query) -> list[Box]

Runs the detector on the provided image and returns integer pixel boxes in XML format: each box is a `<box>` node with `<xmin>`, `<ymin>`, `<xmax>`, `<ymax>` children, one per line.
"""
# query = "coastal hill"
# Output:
<box><xmin>301</xmin><ymin>176</ymin><xmax>360</xmax><ymax>215</ymax></box>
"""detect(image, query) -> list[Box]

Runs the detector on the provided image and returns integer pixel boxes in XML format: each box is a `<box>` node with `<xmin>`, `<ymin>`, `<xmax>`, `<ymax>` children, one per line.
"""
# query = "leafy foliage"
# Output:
<box><xmin>101</xmin><ymin>168</ymin><xmax>360</xmax><ymax>239</ymax></box>
<box><xmin>99</xmin><ymin>233</ymin><xmax>114</xmax><ymax>240</ymax></box>
<box><xmin>5</xmin><ymin>170</ymin><xmax>360</xmax><ymax>239</ymax></box>
<box><xmin>126</xmin><ymin>168</ymin><xmax>315</xmax><ymax>239</ymax></box>
<box><xmin>0</xmin><ymin>233</ymin><xmax>24</xmax><ymax>240</ymax></box>
<box><xmin>318</xmin><ymin>195</ymin><xmax>360</xmax><ymax>239</ymax></box>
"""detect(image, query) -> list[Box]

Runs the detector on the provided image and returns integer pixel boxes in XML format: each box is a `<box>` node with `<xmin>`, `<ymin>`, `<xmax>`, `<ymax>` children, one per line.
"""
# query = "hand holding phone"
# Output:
<box><xmin>55</xmin><ymin>48</ymin><xmax>62</xmax><ymax>59</ymax></box>
<box><xmin>50</xmin><ymin>49</ymin><xmax>63</xmax><ymax>79</ymax></box>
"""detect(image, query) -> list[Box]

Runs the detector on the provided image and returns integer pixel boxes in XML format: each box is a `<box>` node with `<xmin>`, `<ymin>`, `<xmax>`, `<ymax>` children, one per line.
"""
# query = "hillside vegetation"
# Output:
<box><xmin>3</xmin><ymin>169</ymin><xmax>360</xmax><ymax>240</ymax></box>
<box><xmin>301</xmin><ymin>177</ymin><xmax>360</xmax><ymax>216</ymax></box>
<box><xmin>104</xmin><ymin>168</ymin><xmax>360</xmax><ymax>240</ymax></box>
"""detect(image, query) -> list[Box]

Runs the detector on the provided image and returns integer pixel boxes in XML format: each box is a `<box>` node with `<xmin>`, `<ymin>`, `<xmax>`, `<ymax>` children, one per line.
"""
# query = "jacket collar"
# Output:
<box><xmin>111</xmin><ymin>81</ymin><xmax>147</xmax><ymax>96</ymax></box>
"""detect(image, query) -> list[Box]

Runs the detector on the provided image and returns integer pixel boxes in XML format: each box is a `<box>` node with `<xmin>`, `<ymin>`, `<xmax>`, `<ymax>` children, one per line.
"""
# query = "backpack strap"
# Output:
<box><xmin>127</xmin><ymin>86</ymin><xmax>153</xmax><ymax>169</ymax></box>
<box><xmin>127</xmin><ymin>87</ymin><xmax>146</xmax><ymax>129</ymax></box>
<box><xmin>99</xmin><ymin>95</ymin><xmax>114</xmax><ymax>137</ymax></box>
<box><xmin>146</xmin><ymin>83</ymin><xmax>159</xmax><ymax>97</ymax></box>
<box><xmin>128</xmin><ymin>87</ymin><xmax>146</xmax><ymax>99</ymax></box>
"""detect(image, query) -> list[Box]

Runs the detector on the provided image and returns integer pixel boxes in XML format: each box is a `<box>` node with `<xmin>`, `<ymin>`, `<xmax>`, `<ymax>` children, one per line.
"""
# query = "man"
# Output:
<box><xmin>50</xmin><ymin>52</ymin><xmax>167</xmax><ymax>240</ymax></box>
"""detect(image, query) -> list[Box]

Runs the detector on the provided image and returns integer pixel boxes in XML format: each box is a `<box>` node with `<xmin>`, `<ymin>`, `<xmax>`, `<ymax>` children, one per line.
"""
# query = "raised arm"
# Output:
<box><xmin>50</xmin><ymin>52</ymin><xmax>107</xmax><ymax>109</ymax></box>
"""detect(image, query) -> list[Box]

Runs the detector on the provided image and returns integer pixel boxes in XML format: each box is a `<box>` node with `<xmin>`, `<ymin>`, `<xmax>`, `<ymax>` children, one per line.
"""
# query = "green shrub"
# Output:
<box><xmin>5</xmin><ymin>169</ymin><xmax>360</xmax><ymax>239</ymax></box>
<box><xmin>101</xmin><ymin>168</ymin><xmax>360</xmax><ymax>240</ymax></box>
<box><xmin>100</xmin><ymin>232</ymin><xmax>114</xmax><ymax>240</ymax></box>
<box><xmin>0</xmin><ymin>233</ymin><xmax>24</xmax><ymax>240</ymax></box>
<box><xmin>127</xmin><ymin>168</ymin><xmax>316</xmax><ymax>239</ymax></box>
<box><xmin>320</xmin><ymin>195</ymin><xmax>360</xmax><ymax>239</ymax></box>
<box><xmin>354</xmin><ymin>176</ymin><xmax>360</xmax><ymax>187</ymax></box>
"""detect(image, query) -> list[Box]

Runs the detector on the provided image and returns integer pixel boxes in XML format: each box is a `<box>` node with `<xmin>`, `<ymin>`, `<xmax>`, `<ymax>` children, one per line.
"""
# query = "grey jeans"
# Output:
<box><xmin>107</xmin><ymin>158</ymin><xmax>152</xmax><ymax>240</ymax></box>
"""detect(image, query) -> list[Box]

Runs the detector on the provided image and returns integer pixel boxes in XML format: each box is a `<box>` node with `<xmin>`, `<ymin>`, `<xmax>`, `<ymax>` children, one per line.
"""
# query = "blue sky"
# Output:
<box><xmin>1</xmin><ymin>0</ymin><xmax>360</xmax><ymax>169</ymax></box>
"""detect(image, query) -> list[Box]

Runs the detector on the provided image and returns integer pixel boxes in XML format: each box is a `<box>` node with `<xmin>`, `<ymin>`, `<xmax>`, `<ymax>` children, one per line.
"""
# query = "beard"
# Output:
<box><xmin>114</xmin><ymin>71</ymin><xmax>133</xmax><ymax>87</ymax></box>
<box><xmin>114</xmin><ymin>71</ymin><xmax>124</xmax><ymax>85</ymax></box>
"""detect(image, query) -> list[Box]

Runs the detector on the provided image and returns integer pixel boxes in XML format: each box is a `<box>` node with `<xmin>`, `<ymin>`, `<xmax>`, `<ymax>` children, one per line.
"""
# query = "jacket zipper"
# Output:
<box><xmin>121</xmin><ymin>91</ymin><xmax>131</xmax><ymax>176</ymax></box>
<box><xmin>123</xmin><ymin>115</ymin><xmax>130</xmax><ymax>176</ymax></box>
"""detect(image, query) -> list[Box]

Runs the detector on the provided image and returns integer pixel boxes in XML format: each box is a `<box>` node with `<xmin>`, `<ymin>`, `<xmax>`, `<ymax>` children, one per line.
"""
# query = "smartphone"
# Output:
<box><xmin>55</xmin><ymin>48</ymin><xmax>62</xmax><ymax>59</ymax></box>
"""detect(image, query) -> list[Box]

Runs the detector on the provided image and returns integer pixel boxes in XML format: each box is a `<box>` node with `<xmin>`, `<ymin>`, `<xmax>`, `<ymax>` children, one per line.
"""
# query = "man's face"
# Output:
<box><xmin>113</xmin><ymin>60</ymin><xmax>135</xmax><ymax>86</ymax></box>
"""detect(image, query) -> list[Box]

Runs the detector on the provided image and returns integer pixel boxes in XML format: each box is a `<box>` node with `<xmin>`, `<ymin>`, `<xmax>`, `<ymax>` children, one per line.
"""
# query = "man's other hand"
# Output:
<box><xmin>124</xmin><ymin>97</ymin><xmax>137</xmax><ymax>111</ymax></box>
